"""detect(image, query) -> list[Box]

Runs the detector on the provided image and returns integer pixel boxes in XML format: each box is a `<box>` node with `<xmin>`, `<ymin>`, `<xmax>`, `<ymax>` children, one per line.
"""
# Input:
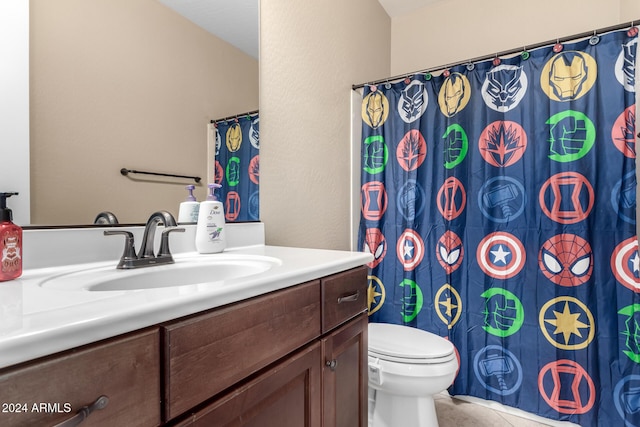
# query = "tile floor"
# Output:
<box><xmin>434</xmin><ymin>393</ymin><xmax>576</xmax><ymax>427</ymax></box>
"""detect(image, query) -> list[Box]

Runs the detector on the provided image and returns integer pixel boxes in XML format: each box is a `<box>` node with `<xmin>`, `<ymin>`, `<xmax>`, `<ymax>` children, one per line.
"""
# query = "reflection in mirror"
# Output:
<box><xmin>26</xmin><ymin>0</ymin><xmax>259</xmax><ymax>227</ymax></box>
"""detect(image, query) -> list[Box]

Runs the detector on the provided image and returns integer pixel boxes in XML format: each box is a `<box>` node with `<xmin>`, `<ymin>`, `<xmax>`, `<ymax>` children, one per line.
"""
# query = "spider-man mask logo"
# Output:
<box><xmin>539</xmin><ymin>234</ymin><xmax>593</xmax><ymax>287</ymax></box>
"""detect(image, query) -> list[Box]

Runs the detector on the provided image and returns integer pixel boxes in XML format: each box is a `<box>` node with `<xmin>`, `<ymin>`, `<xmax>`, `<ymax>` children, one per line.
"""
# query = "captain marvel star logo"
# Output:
<box><xmin>541</xmin><ymin>51</ymin><xmax>597</xmax><ymax>101</ymax></box>
<box><xmin>367</xmin><ymin>275</ymin><xmax>386</xmax><ymax>316</ymax></box>
<box><xmin>362</xmin><ymin>228</ymin><xmax>386</xmax><ymax>269</ymax></box>
<box><xmin>226</xmin><ymin>123</ymin><xmax>243</xmax><ymax>152</ymax></box>
<box><xmin>362</xmin><ymin>89</ymin><xmax>389</xmax><ymax>129</ymax></box>
<box><xmin>438</xmin><ymin>72</ymin><xmax>471</xmax><ymax>117</ymax></box>
<box><xmin>476</xmin><ymin>232</ymin><xmax>525</xmax><ymax>279</ymax></box>
<box><xmin>396</xmin><ymin>229</ymin><xmax>424</xmax><ymax>271</ymax></box>
<box><xmin>437</xmin><ymin>177</ymin><xmax>466</xmax><ymax>220</ymax></box>
<box><xmin>396</xmin><ymin>130</ymin><xmax>427</xmax><ymax>171</ymax></box>
<box><xmin>436</xmin><ymin>230</ymin><xmax>464</xmax><ymax>273</ymax></box>
<box><xmin>539</xmin><ymin>297</ymin><xmax>595</xmax><ymax>350</ymax></box>
<box><xmin>612</xmin><ymin>105</ymin><xmax>636</xmax><ymax>158</ymax></box>
<box><xmin>538</xmin><ymin>359</ymin><xmax>595</xmax><ymax>414</ymax></box>
<box><xmin>539</xmin><ymin>234</ymin><xmax>593</xmax><ymax>287</ymax></box>
<box><xmin>611</xmin><ymin>236</ymin><xmax>640</xmax><ymax>293</ymax></box>
<box><xmin>539</xmin><ymin>172</ymin><xmax>594</xmax><ymax>224</ymax></box>
<box><xmin>481</xmin><ymin>65</ymin><xmax>528</xmax><ymax>112</ymax></box>
<box><xmin>435</xmin><ymin>284</ymin><xmax>462</xmax><ymax>328</ymax></box>
<box><xmin>398</xmin><ymin>79</ymin><xmax>428</xmax><ymax>123</ymax></box>
<box><xmin>478</xmin><ymin>121</ymin><xmax>527</xmax><ymax>167</ymax></box>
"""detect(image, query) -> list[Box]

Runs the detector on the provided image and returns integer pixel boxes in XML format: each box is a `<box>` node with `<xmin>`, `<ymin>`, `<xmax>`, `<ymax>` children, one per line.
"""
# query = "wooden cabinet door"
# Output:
<box><xmin>162</xmin><ymin>280</ymin><xmax>321</xmax><ymax>421</ymax></box>
<box><xmin>174</xmin><ymin>342</ymin><xmax>322</xmax><ymax>427</ymax></box>
<box><xmin>0</xmin><ymin>328</ymin><xmax>160</xmax><ymax>427</ymax></box>
<box><xmin>322</xmin><ymin>314</ymin><xmax>368</xmax><ymax>427</ymax></box>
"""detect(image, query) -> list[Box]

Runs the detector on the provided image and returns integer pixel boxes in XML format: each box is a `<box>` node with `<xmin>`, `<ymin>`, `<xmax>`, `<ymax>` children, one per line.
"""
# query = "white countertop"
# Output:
<box><xmin>0</xmin><ymin>241</ymin><xmax>372</xmax><ymax>369</ymax></box>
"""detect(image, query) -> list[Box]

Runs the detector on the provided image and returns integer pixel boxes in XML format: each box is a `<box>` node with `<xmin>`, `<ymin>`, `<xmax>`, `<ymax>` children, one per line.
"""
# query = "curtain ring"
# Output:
<box><xmin>589</xmin><ymin>30</ymin><xmax>600</xmax><ymax>45</ymax></box>
<box><xmin>553</xmin><ymin>38</ymin><xmax>563</xmax><ymax>53</ymax></box>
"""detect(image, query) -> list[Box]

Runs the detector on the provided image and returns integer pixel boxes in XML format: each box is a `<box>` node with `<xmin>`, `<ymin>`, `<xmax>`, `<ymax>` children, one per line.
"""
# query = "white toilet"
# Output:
<box><xmin>368</xmin><ymin>323</ymin><xmax>458</xmax><ymax>427</ymax></box>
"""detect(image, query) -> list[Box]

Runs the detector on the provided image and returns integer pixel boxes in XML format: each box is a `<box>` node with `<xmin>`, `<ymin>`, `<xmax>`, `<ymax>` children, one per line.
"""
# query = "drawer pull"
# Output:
<box><xmin>53</xmin><ymin>395</ymin><xmax>109</xmax><ymax>427</ymax></box>
<box><xmin>326</xmin><ymin>359</ymin><xmax>338</xmax><ymax>371</ymax></box>
<box><xmin>337</xmin><ymin>291</ymin><xmax>360</xmax><ymax>304</ymax></box>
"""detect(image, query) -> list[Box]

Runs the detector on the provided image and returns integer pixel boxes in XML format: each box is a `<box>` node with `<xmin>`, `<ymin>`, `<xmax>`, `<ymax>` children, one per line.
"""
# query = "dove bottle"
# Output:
<box><xmin>195</xmin><ymin>183</ymin><xmax>226</xmax><ymax>254</ymax></box>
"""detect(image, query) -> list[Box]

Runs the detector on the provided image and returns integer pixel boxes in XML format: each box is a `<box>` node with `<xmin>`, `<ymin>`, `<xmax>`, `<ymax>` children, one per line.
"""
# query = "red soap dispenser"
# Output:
<box><xmin>0</xmin><ymin>192</ymin><xmax>22</xmax><ymax>281</ymax></box>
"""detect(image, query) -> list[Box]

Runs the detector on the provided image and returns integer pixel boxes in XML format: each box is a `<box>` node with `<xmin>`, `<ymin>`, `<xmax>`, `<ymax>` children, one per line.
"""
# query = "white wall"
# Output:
<box><xmin>0</xmin><ymin>1</ymin><xmax>29</xmax><ymax>224</ymax></box>
<box><xmin>260</xmin><ymin>0</ymin><xmax>391</xmax><ymax>250</ymax></box>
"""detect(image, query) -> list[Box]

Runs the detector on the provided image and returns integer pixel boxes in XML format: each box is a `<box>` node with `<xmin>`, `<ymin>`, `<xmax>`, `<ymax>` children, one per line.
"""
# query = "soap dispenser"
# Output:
<box><xmin>177</xmin><ymin>184</ymin><xmax>200</xmax><ymax>223</ymax></box>
<box><xmin>195</xmin><ymin>184</ymin><xmax>226</xmax><ymax>254</ymax></box>
<box><xmin>0</xmin><ymin>192</ymin><xmax>22</xmax><ymax>281</ymax></box>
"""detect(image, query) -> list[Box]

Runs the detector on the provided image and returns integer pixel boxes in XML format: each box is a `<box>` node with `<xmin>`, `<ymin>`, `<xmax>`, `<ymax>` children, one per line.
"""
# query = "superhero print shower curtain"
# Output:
<box><xmin>211</xmin><ymin>114</ymin><xmax>260</xmax><ymax>222</ymax></box>
<box><xmin>359</xmin><ymin>28</ymin><xmax>638</xmax><ymax>426</ymax></box>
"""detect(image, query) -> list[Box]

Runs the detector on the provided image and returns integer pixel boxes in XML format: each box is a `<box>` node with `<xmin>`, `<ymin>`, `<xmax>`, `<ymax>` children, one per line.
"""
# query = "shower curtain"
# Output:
<box><xmin>359</xmin><ymin>28</ymin><xmax>638</xmax><ymax>426</ymax></box>
<box><xmin>210</xmin><ymin>113</ymin><xmax>260</xmax><ymax>222</ymax></box>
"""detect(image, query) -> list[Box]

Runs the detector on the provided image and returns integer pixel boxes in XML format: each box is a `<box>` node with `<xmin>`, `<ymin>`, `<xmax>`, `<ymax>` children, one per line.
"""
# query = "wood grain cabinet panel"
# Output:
<box><xmin>322</xmin><ymin>315</ymin><xmax>368</xmax><ymax>427</ymax></box>
<box><xmin>162</xmin><ymin>280</ymin><xmax>322</xmax><ymax>421</ymax></box>
<box><xmin>0</xmin><ymin>328</ymin><xmax>160</xmax><ymax>427</ymax></box>
<box><xmin>173</xmin><ymin>342</ymin><xmax>322</xmax><ymax>427</ymax></box>
<box><xmin>321</xmin><ymin>266</ymin><xmax>368</xmax><ymax>333</ymax></box>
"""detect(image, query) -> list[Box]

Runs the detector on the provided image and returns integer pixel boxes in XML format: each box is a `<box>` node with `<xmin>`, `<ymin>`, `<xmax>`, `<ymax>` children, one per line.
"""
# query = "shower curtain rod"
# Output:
<box><xmin>210</xmin><ymin>109</ymin><xmax>259</xmax><ymax>124</ymax></box>
<box><xmin>352</xmin><ymin>19</ymin><xmax>639</xmax><ymax>90</ymax></box>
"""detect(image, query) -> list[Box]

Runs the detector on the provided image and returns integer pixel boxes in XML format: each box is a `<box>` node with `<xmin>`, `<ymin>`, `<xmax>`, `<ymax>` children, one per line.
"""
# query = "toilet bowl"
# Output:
<box><xmin>368</xmin><ymin>323</ymin><xmax>458</xmax><ymax>427</ymax></box>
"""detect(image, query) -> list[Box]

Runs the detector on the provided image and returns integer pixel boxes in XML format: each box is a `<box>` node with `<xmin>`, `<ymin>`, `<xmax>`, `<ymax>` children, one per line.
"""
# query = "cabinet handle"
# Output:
<box><xmin>53</xmin><ymin>395</ymin><xmax>109</xmax><ymax>427</ymax></box>
<box><xmin>337</xmin><ymin>291</ymin><xmax>359</xmax><ymax>304</ymax></box>
<box><xmin>326</xmin><ymin>359</ymin><xmax>338</xmax><ymax>371</ymax></box>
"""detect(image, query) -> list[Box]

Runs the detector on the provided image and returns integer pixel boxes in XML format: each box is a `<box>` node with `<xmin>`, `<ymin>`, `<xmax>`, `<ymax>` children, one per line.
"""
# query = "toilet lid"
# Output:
<box><xmin>369</xmin><ymin>323</ymin><xmax>455</xmax><ymax>363</ymax></box>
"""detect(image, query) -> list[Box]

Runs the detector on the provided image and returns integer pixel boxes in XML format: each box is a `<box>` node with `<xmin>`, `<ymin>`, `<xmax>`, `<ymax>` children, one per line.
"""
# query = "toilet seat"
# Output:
<box><xmin>369</xmin><ymin>323</ymin><xmax>455</xmax><ymax>364</ymax></box>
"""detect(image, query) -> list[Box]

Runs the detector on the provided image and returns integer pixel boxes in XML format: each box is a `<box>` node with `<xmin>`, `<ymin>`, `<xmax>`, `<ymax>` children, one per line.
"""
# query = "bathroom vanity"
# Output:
<box><xmin>0</xmin><ymin>224</ymin><xmax>371</xmax><ymax>426</ymax></box>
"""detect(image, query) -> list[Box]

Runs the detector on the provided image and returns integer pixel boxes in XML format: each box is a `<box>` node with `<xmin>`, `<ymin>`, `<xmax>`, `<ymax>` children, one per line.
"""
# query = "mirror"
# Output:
<box><xmin>25</xmin><ymin>0</ymin><xmax>259</xmax><ymax>227</ymax></box>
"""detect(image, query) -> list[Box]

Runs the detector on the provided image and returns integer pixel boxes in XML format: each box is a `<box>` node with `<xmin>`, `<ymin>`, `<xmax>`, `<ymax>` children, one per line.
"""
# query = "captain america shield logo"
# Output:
<box><xmin>397</xmin><ymin>229</ymin><xmax>425</xmax><ymax>271</ymax></box>
<box><xmin>477</xmin><ymin>232</ymin><xmax>526</xmax><ymax>279</ymax></box>
<box><xmin>611</xmin><ymin>236</ymin><xmax>640</xmax><ymax>293</ymax></box>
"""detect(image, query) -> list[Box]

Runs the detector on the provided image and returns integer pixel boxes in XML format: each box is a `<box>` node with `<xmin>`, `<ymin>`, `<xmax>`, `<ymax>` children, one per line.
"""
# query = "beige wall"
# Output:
<box><xmin>390</xmin><ymin>0</ymin><xmax>639</xmax><ymax>75</ymax></box>
<box><xmin>260</xmin><ymin>0</ymin><xmax>391</xmax><ymax>250</ymax></box>
<box><xmin>30</xmin><ymin>0</ymin><xmax>258</xmax><ymax>225</ymax></box>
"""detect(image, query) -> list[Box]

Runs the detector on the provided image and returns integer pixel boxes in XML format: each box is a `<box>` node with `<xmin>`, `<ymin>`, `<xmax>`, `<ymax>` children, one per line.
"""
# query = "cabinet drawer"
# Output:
<box><xmin>163</xmin><ymin>280</ymin><xmax>321</xmax><ymax>421</ymax></box>
<box><xmin>321</xmin><ymin>266</ymin><xmax>368</xmax><ymax>333</ymax></box>
<box><xmin>0</xmin><ymin>328</ymin><xmax>160</xmax><ymax>427</ymax></box>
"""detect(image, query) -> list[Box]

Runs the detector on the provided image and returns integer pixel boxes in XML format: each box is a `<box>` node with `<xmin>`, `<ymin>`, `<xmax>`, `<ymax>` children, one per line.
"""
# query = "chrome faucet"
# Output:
<box><xmin>104</xmin><ymin>210</ymin><xmax>185</xmax><ymax>269</ymax></box>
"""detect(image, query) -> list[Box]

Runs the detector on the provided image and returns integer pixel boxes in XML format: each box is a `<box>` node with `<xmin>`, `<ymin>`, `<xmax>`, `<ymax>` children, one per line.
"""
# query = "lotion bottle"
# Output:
<box><xmin>0</xmin><ymin>193</ymin><xmax>22</xmax><ymax>281</ymax></box>
<box><xmin>177</xmin><ymin>184</ymin><xmax>200</xmax><ymax>223</ymax></box>
<box><xmin>195</xmin><ymin>184</ymin><xmax>226</xmax><ymax>254</ymax></box>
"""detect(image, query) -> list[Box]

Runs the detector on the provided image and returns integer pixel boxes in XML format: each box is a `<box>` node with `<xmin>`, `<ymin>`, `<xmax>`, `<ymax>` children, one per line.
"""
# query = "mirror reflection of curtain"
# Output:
<box><xmin>208</xmin><ymin>113</ymin><xmax>260</xmax><ymax>222</ymax></box>
<box><xmin>360</xmin><ymin>29</ymin><xmax>638</xmax><ymax>426</ymax></box>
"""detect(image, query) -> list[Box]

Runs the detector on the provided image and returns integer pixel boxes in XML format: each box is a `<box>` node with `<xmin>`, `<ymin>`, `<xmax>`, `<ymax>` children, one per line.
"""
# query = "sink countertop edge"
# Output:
<box><xmin>0</xmin><ymin>245</ymin><xmax>373</xmax><ymax>370</ymax></box>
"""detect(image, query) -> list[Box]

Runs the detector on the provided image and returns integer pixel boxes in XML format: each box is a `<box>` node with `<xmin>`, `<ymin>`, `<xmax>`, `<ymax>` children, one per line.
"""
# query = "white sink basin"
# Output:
<box><xmin>39</xmin><ymin>254</ymin><xmax>282</xmax><ymax>292</ymax></box>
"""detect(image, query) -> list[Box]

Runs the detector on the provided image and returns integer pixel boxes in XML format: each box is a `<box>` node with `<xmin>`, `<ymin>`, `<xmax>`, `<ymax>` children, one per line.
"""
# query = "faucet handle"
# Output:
<box><xmin>104</xmin><ymin>230</ymin><xmax>137</xmax><ymax>266</ymax></box>
<box><xmin>158</xmin><ymin>227</ymin><xmax>185</xmax><ymax>258</ymax></box>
